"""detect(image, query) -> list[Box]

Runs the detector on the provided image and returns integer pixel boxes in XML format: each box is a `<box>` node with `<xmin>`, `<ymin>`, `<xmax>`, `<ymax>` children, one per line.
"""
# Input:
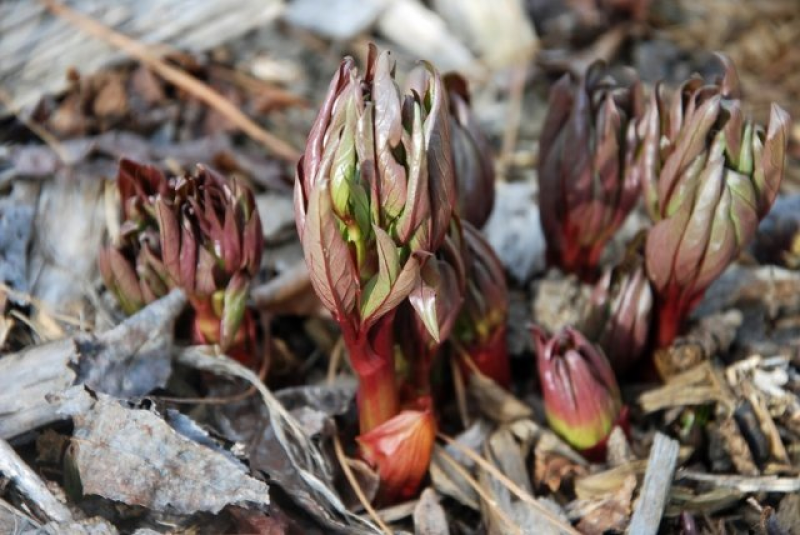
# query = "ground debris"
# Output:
<box><xmin>58</xmin><ymin>387</ymin><xmax>269</xmax><ymax>515</ymax></box>
<box><xmin>628</xmin><ymin>433</ymin><xmax>680</xmax><ymax>535</ymax></box>
<box><xmin>0</xmin><ymin>290</ymin><xmax>184</xmax><ymax>440</ymax></box>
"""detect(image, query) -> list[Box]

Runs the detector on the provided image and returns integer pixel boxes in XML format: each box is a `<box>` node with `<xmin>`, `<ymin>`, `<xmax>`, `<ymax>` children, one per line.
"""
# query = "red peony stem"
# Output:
<box><xmin>468</xmin><ymin>325</ymin><xmax>511</xmax><ymax>388</ymax></box>
<box><xmin>655</xmin><ymin>287</ymin><xmax>704</xmax><ymax>348</ymax></box>
<box><xmin>343</xmin><ymin>311</ymin><xmax>400</xmax><ymax>434</ymax></box>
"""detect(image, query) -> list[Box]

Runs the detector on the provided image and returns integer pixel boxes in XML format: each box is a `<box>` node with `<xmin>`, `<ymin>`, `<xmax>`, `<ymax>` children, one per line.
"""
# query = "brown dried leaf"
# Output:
<box><xmin>573</xmin><ymin>474</ymin><xmax>636</xmax><ymax>535</ymax></box>
<box><xmin>534</xmin><ymin>451</ymin><xmax>588</xmax><ymax>494</ymax></box>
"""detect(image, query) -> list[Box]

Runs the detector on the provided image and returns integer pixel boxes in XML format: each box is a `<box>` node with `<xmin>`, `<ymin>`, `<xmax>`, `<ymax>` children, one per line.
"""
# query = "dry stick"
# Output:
<box><xmin>332</xmin><ymin>435</ymin><xmax>392</xmax><ymax>535</ymax></box>
<box><xmin>437</xmin><ymin>449</ymin><xmax>524</xmax><ymax>535</ymax></box>
<box><xmin>41</xmin><ymin>0</ymin><xmax>301</xmax><ymax>163</ymax></box>
<box><xmin>438</xmin><ymin>433</ymin><xmax>580</xmax><ymax>535</ymax></box>
<box><xmin>0</xmin><ymin>439</ymin><xmax>73</xmax><ymax>523</ymax></box>
<box><xmin>627</xmin><ymin>432</ymin><xmax>680</xmax><ymax>535</ymax></box>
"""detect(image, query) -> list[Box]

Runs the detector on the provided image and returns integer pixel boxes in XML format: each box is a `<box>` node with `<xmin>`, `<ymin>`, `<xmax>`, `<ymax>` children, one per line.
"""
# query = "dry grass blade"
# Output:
<box><xmin>449</xmin><ymin>354</ymin><xmax>470</xmax><ymax>428</ymax></box>
<box><xmin>438</xmin><ymin>433</ymin><xmax>581</xmax><ymax>535</ymax></box>
<box><xmin>497</xmin><ymin>59</ymin><xmax>529</xmax><ymax>180</ymax></box>
<box><xmin>332</xmin><ymin>434</ymin><xmax>393</xmax><ymax>535</ymax></box>
<box><xmin>437</xmin><ymin>449</ymin><xmax>524</xmax><ymax>535</ymax></box>
<box><xmin>326</xmin><ymin>337</ymin><xmax>346</xmax><ymax>384</ymax></box>
<box><xmin>41</xmin><ymin>0</ymin><xmax>301</xmax><ymax>162</ymax></box>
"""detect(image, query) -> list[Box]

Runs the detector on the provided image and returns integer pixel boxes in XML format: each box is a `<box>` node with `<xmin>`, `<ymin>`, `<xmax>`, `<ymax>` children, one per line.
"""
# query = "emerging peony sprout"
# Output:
<box><xmin>583</xmin><ymin>234</ymin><xmax>653</xmax><ymax>374</ymax></box>
<box><xmin>531</xmin><ymin>326</ymin><xmax>623</xmax><ymax>455</ymax></box>
<box><xmin>537</xmin><ymin>61</ymin><xmax>643</xmax><ymax>281</ymax></box>
<box><xmin>294</xmin><ymin>45</ymin><xmax>456</xmax><ymax>501</ymax></box>
<box><xmin>453</xmin><ymin>222</ymin><xmax>511</xmax><ymax>387</ymax></box>
<box><xmin>633</xmin><ymin>54</ymin><xmax>790</xmax><ymax>346</ymax></box>
<box><xmin>99</xmin><ymin>159</ymin><xmax>263</xmax><ymax>360</ymax></box>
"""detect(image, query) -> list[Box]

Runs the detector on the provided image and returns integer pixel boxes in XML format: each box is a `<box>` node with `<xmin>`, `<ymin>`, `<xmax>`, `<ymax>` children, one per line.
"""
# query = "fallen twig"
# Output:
<box><xmin>0</xmin><ymin>439</ymin><xmax>72</xmax><ymax>523</ymax></box>
<box><xmin>677</xmin><ymin>471</ymin><xmax>800</xmax><ymax>493</ymax></box>
<box><xmin>627</xmin><ymin>433</ymin><xmax>680</xmax><ymax>535</ymax></box>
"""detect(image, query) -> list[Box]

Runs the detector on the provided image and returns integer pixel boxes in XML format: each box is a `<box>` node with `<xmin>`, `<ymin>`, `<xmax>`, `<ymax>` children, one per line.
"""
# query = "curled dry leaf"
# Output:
<box><xmin>571</xmin><ymin>474</ymin><xmax>636</xmax><ymax>535</ymax></box>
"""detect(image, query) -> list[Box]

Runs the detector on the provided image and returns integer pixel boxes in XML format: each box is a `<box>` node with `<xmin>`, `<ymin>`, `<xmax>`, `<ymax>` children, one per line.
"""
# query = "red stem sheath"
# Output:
<box><xmin>465</xmin><ymin>325</ymin><xmax>511</xmax><ymax>388</ymax></box>
<box><xmin>552</xmin><ymin>240</ymin><xmax>604</xmax><ymax>284</ymax></box>
<box><xmin>342</xmin><ymin>311</ymin><xmax>400</xmax><ymax>434</ymax></box>
<box><xmin>655</xmin><ymin>286</ymin><xmax>705</xmax><ymax>348</ymax></box>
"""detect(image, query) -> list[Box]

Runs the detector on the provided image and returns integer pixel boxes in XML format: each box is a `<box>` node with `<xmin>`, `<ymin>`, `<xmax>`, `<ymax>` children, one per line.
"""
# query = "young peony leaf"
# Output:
<box><xmin>155</xmin><ymin>198</ymin><xmax>181</xmax><ymax>286</ymax></box>
<box><xmin>396</xmin><ymin>100</ymin><xmax>429</xmax><ymax>245</ymax></box>
<box><xmin>302</xmin><ymin>179</ymin><xmax>359</xmax><ymax>323</ymax></box>
<box><xmin>220</xmin><ymin>272</ymin><xmax>248</xmax><ymax>352</ymax></box>
<box><xmin>753</xmin><ymin>104</ymin><xmax>790</xmax><ymax>218</ymax></box>
<box><xmin>409</xmin><ymin>276</ymin><xmax>440</xmax><ymax>344</ymax></box>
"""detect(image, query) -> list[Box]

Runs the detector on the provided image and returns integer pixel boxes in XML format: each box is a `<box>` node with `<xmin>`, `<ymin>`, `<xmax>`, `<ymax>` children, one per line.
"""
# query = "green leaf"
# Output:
<box><xmin>331</xmin><ymin>96</ymin><xmax>357</xmax><ymax>217</ymax></box>
<box><xmin>220</xmin><ymin>273</ymin><xmax>248</xmax><ymax>351</ymax></box>
<box><xmin>360</xmin><ymin>226</ymin><xmax>408</xmax><ymax>323</ymax></box>
<box><xmin>350</xmin><ymin>179</ymin><xmax>372</xmax><ymax>241</ymax></box>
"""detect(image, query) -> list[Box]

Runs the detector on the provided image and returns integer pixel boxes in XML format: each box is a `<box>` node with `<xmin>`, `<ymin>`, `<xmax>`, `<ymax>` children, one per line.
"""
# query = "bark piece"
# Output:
<box><xmin>0</xmin><ymin>290</ymin><xmax>185</xmax><ymax>440</ymax></box>
<box><xmin>60</xmin><ymin>388</ymin><xmax>269</xmax><ymax>515</ymax></box>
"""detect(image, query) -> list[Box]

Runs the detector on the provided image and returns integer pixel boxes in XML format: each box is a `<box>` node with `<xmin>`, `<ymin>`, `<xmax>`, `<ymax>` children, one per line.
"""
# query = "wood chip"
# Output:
<box><xmin>0</xmin><ymin>439</ymin><xmax>72</xmax><ymax>523</ymax></box>
<box><xmin>677</xmin><ymin>471</ymin><xmax>800</xmax><ymax>493</ymax></box>
<box><xmin>627</xmin><ymin>433</ymin><xmax>680</xmax><ymax>535</ymax></box>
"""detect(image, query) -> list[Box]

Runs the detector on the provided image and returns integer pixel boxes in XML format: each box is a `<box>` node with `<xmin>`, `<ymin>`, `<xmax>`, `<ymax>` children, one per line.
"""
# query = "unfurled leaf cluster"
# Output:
<box><xmin>295</xmin><ymin>45</ymin><xmax>508</xmax><ymax>503</ymax></box>
<box><xmin>637</xmin><ymin>55</ymin><xmax>789</xmax><ymax>346</ymax></box>
<box><xmin>453</xmin><ymin>223</ymin><xmax>512</xmax><ymax>387</ymax></box>
<box><xmin>99</xmin><ymin>159</ymin><xmax>263</xmax><ymax>358</ymax></box>
<box><xmin>538</xmin><ymin>62</ymin><xmax>643</xmax><ymax>282</ymax></box>
<box><xmin>539</xmin><ymin>54</ymin><xmax>790</xmax><ymax>359</ymax></box>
